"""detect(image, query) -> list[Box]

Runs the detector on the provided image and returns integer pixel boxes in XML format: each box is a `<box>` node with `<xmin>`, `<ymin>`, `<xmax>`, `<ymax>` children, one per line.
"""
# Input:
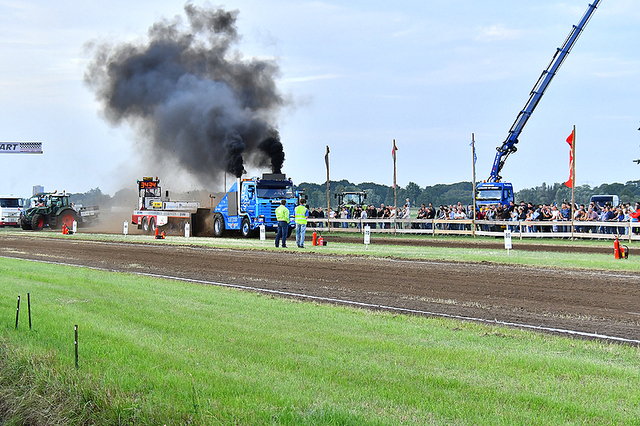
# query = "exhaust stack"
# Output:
<box><xmin>237</xmin><ymin>177</ymin><xmax>242</xmax><ymax>213</ymax></box>
<box><xmin>262</xmin><ymin>173</ymin><xmax>286</xmax><ymax>180</ymax></box>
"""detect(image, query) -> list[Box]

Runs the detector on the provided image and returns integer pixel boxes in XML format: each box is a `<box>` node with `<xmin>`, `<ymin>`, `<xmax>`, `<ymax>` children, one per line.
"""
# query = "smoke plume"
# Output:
<box><xmin>84</xmin><ymin>3</ymin><xmax>286</xmax><ymax>181</ymax></box>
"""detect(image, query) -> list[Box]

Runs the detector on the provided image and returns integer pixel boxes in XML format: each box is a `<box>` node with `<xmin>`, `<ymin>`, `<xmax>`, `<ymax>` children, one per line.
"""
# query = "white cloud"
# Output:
<box><xmin>282</xmin><ymin>74</ymin><xmax>339</xmax><ymax>83</ymax></box>
<box><xmin>475</xmin><ymin>24</ymin><xmax>522</xmax><ymax>42</ymax></box>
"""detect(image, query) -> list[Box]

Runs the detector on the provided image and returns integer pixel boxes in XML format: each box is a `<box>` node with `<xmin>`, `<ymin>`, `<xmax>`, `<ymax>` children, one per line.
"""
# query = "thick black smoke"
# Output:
<box><xmin>84</xmin><ymin>3</ymin><xmax>286</xmax><ymax>180</ymax></box>
<box><xmin>258</xmin><ymin>131</ymin><xmax>285</xmax><ymax>174</ymax></box>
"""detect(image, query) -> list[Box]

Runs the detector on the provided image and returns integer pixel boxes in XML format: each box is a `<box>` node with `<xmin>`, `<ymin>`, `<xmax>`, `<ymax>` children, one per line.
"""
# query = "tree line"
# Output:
<box><xmin>297</xmin><ymin>180</ymin><xmax>640</xmax><ymax>209</ymax></box>
<box><xmin>66</xmin><ymin>180</ymin><xmax>640</xmax><ymax>210</ymax></box>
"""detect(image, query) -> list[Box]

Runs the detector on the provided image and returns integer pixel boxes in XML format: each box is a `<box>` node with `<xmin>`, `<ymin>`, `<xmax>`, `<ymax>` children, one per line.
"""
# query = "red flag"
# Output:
<box><xmin>324</xmin><ymin>145</ymin><xmax>330</xmax><ymax>168</ymax></box>
<box><xmin>392</xmin><ymin>139</ymin><xmax>398</xmax><ymax>189</ymax></box>
<box><xmin>564</xmin><ymin>130</ymin><xmax>574</xmax><ymax>188</ymax></box>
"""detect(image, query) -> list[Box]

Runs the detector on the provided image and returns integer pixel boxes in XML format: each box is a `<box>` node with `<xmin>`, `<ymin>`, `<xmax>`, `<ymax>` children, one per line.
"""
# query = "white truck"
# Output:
<box><xmin>0</xmin><ymin>196</ymin><xmax>24</xmax><ymax>227</ymax></box>
<box><xmin>590</xmin><ymin>195</ymin><xmax>619</xmax><ymax>210</ymax></box>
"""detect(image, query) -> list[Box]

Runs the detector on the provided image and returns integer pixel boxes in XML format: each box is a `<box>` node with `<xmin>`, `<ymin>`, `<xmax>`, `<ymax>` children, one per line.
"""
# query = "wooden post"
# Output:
<box><xmin>15</xmin><ymin>295</ymin><xmax>20</xmax><ymax>330</ymax></box>
<box><xmin>325</xmin><ymin>146</ymin><xmax>330</xmax><ymax>231</ymax></box>
<box><xmin>392</xmin><ymin>139</ymin><xmax>398</xmax><ymax>235</ymax></box>
<box><xmin>74</xmin><ymin>325</ymin><xmax>79</xmax><ymax>369</ymax></box>
<box><xmin>570</xmin><ymin>125</ymin><xmax>576</xmax><ymax>239</ymax></box>
<box><xmin>392</xmin><ymin>139</ymin><xmax>397</xmax><ymax>212</ymax></box>
<box><xmin>471</xmin><ymin>133</ymin><xmax>477</xmax><ymax>238</ymax></box>
<box><xmin>27</xmin><ymin>293</ymin><xmax>32</xmax><ymax>330</ymax></box>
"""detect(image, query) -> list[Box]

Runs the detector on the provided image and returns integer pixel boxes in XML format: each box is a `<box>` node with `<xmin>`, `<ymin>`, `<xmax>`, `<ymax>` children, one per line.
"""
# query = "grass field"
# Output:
<box><xmin>2</xmin><ymin>247</ymin><xmax>640</xmax><ymax>425</ymax></box>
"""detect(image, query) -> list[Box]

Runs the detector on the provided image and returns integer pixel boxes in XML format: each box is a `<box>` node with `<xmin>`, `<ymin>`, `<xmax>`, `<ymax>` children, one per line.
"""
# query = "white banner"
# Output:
<box><xmin>0</xmin><ymin>142</ymin><xmax>42</xmax><ymax>153</ymax></box>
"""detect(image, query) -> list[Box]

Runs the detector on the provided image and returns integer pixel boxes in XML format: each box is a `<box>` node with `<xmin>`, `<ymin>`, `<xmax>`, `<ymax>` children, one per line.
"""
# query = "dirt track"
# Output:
<box><xmin>2</xmin><ymin>232</ymin><xmax>640</xmax><ymax>344</ymax></box>
<box><xmin>322</xmin><ymin>234</ymin><xmax>615</xmax><ymax>254</ymax></box>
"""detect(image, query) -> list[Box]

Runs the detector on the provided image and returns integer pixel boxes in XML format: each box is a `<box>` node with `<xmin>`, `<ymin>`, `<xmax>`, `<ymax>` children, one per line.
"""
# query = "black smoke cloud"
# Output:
<box><xmin>84</xmin><ymin>3</ymin><xmax>286</xmax><ymax>180</ymax></box>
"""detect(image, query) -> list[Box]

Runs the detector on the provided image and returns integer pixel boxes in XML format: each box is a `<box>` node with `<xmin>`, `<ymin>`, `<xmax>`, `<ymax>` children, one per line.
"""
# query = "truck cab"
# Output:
<box><xmin>0</xmin><ymin>196</ymin><xmax>24</xmax><ymax>227</ymax></box>
<box><xmin>590</xmin><ymin>194</ymin><xmax>619</xmax><ymax>210</ymax></box>
<box><xmin>213</xmin><ymin>173</ymin><xmax>296</xmax><ymax>237</ymax></box>
<box><xmin>476</xmin><ymin>182</ymin><xmax>514</xmax><ymax>209</ymax></box>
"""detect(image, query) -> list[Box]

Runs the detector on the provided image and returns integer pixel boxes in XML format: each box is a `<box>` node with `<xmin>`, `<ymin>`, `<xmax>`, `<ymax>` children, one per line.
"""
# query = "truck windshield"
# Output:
<box><xmin>476</xmin><ymin>189</ymin><xmax>501</xmax><ymax>201</ymax></box>
<box><xmin>590</xmin><ymin>196</ymin><xmax>618</xmax><ymax>208</ymax></box>
<box><xmin>342</xmin><ymin>194</ymin><xmax>363</xmax><ymax>205</ymax></box>
<box><xmin>0</xmin><ymin>198</ymin><xmax>21</xmax><ymax>208</ymax></box>
<box><xmin>257</xmin><ymin>186</ymin><xmax>294</xmax><ymax>199</ymax></box>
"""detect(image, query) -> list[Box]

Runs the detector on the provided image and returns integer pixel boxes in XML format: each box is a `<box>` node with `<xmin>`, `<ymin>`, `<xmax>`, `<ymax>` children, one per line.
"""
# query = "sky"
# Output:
<box><xmin>1</xmin><ymin>0</ymin><xmax>639</xmax><ymax>198</ymax></box>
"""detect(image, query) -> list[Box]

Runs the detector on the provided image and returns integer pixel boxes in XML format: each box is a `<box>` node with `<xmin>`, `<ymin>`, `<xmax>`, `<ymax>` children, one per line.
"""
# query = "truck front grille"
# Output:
<box><xmin>268</xmin><ymin>203</ymin><xmax>278</xmax><ymax>222</ymax></box>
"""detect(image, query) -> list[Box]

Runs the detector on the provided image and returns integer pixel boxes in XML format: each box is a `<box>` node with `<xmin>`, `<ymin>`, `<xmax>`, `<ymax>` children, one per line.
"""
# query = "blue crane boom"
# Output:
<box><xmin>487</xmin><ymin>0</ymin><xmax>601</xmax><ymax>184</ymax></box>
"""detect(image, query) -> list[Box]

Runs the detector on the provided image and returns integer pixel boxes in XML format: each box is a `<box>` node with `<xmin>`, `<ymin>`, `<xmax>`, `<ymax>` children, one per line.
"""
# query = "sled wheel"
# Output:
<box><xmin>213</xmin><ymin>214</ymin><xmax>225</xmax><ymax>237</ymax></box>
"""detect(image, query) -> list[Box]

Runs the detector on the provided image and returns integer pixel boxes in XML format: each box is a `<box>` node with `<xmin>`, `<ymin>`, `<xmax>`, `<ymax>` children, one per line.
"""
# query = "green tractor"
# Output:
<box><xmin>334</xmin><ymin>190</ymin><xmax>367</xmax><ymax>217</ymax></box>
<box><xmin>20</xmin><ymin>192</ymin><xmax>98</xmax><ymax>231</ymax></box>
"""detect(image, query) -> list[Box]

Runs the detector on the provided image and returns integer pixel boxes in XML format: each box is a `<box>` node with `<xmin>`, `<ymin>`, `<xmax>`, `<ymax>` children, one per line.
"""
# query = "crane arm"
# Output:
<box><xmin>488</xmin><ymin>0</ymin><xmax>601</xmax><ymax>182</ymax></box>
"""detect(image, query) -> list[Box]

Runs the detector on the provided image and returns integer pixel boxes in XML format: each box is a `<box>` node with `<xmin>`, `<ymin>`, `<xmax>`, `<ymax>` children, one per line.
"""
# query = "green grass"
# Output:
<box><xmin>2</xmin><ymin>256</ymin><xmax>640</xmax><ymax>425</ymax></box>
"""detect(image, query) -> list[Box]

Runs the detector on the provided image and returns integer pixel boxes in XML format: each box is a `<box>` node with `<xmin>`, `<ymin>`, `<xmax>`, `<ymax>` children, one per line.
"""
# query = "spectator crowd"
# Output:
<box><xmin>304</xmin><ymin>199</ymin><xmax>640</xmax><ymax>235</ymax></box>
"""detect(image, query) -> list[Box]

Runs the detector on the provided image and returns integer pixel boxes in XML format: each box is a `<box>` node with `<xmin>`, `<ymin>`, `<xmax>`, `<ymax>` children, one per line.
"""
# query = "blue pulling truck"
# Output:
<box><xmin>212</xmin><ymin>173</ymin><xmax>296</xmax><ymax>238</ymax></box>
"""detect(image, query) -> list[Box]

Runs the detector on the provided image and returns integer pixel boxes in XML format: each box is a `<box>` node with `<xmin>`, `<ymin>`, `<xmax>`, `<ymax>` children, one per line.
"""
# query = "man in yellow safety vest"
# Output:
<box><xmin>294</xmin><ymin>198</ymin><xmax>309</xmax><ymax>248</ymax></box>
<box><xmin>275</xmin><ymin>199</ymin><xmax>290</xmax><ymax>248</ymax></box>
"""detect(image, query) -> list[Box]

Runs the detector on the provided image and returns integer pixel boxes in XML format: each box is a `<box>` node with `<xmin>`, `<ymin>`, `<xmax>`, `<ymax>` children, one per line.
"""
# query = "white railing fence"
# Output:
<box><xmin>306</xmin><ymin>218</ymin><xmax>640</xmax><ymax>241</ymax></box>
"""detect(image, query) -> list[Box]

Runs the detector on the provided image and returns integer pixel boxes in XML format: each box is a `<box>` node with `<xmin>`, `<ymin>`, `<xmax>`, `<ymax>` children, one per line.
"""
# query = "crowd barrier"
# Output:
<box><xmin>306</xmin><ymin>218</ymin><xmax>640</xmax><ymax>241</ymax></box>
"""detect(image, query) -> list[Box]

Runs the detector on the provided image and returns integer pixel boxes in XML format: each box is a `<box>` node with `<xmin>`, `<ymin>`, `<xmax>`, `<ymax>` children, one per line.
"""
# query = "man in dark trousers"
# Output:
<box><xmin>294</xmin><ymin>199</ymin><xmax>309</xmax><ymax>248</ymax></box>
<box><xmin>275</xmin><ymin>199</ymin><xmax>290</xmax><ymax>248</ymax></box>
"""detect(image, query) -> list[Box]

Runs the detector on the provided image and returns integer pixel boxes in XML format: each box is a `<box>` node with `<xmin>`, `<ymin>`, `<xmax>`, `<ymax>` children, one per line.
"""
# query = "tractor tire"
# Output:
<box><xmin>21</xmin><ymin>217</ymin><xmax>32</xmax><ymax>230</ymax></box>
<box><xmin>59</xmin><ymin>210</ymin><xmax>77</xmax><ymax>230</ymax></box>
<box><xmin>213</xmin><ymin>214</ymin><xmax>225</xmax><ymax>237</ymax></box>
<box><xmin>142</xmin><ymin>217</ymin><xmax>149</xmax><ymax>233</ymax></box>
<box><xmin>241</xmin><ymin>217</ymin><xmax>253</xmax><ymax>238</ymax></box>
<box><xmin>31</xmin><ymin>214</ymin><xmax>45</xmax><ymax>231</ymax></box>
<box><xmin>149</xmin><ymin>218</ymin><xmax>156</xmax><ymax>234</ymax></box>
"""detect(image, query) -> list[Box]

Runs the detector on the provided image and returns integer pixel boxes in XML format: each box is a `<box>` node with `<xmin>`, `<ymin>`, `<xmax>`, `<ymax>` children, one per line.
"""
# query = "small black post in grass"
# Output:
<box><xmin>15</xmin><ymin>295</ymin><xmax>20</xmax><ymax>330</ymax></box>
<box><xmin>27</xmin><ymin>293</ymin><xmax>32</xmax><ymax>330</ymax></box>
<box><xmin>74</xmin><ymin>325</ymin><xmax>79</xmax><ymax>369</ymax></box>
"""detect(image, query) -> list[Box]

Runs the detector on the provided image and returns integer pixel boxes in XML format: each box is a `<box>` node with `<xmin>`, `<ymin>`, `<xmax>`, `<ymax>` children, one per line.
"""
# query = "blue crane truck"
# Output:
<box><xmin>476</xmin><ymin>0</ymin><xmax>600</xmax><ymax>208</ymax></box>
<box><xmin>212</xmin><ymin>173</ymin><xmax>296</xmax><ymax>238</ymax></box>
